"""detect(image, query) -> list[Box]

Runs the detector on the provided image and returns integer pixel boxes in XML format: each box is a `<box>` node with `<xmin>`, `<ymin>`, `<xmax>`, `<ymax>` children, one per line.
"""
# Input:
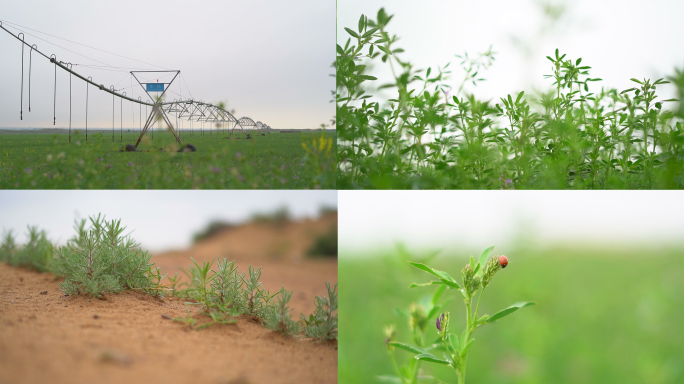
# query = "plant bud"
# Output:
<box><xmin>409</xmin><ymin>303</ymin><xmax>428</xmax><ymax>333</ymax></box>
<box><xmin>384</xmin><ymin>324</ymin><xmax>397</xmax><ymax>352</ymax></box>
<box><xmin>482</xmin><ymin>255</ymin><xmax>502</xmax><ymax>289</ymax></box>
<box><xmin>462</xmin><ymin>264</ymin><xmax>474</xmax><ymax>286</ymax></box>
<box><xmin>436</xmin><ymin>312</ymin><xmax>449</xmax><ymax>339</ymax></box>
<box><xmin>462</xmin><ymin>264</ymin><xmax>480</xmax><ymax>296</ymax></box>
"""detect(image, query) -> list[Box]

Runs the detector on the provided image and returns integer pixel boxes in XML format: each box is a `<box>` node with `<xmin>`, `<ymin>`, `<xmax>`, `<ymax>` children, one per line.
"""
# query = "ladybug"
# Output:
<box><xmin>499</xmin><ymin>255</ymin><xmax>509</xmax><ymax>268</ymax></box>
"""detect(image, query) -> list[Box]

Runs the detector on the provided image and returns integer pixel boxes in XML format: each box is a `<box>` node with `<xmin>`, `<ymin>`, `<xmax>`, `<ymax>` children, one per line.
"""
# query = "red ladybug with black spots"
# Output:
<box><xmin>499</xmin><ymin>255</ymin><xmax>508</xmax><ymax>268</ymax></box>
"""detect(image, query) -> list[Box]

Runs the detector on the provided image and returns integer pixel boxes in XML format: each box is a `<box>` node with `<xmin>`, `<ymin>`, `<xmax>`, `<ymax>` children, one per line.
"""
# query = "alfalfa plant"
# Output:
<box><xmin>301</xmin><ymin>282</ymin><xmax>338</xmax><ymax>341</ymax></box>
<box><xmin>383</xmin><ymin>247</ymin><xmax>534</xmax><ymax>384</ymax></box>
<box><xmin>337</xmin><ymin>8</ymin><xmax>684</xmax><ymax>189</ymax></box>
<box><xmin>52</xmin><ymin>214</ymin><xmax>166</xmax><ymax>299</ymax></box>
<box><xmin>265</xmin><ymin>287</ymin><xmax>300</xmax><ymax>336</ymax></box>
<box><xmin>0</xmin><ymin>227</ymin><xmax>54</xmax><ymax>272</ymax></box>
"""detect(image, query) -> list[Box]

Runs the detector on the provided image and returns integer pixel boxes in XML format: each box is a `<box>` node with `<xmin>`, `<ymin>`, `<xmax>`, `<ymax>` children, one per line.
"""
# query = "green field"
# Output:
<box><xmin>340</xmin><ymin>245</ymin><xmax>684</xmax><ymax>384</ymax></box>
<box><xmin>0</xmin><ymin>130</ymin><xmax>335</xmax><ymax>189</ymax></box>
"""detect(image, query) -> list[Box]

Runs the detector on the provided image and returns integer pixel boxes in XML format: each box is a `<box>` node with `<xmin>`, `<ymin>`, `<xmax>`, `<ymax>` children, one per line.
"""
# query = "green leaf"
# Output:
<box><xmin>408</xmin><ymin>262</ymin><xmax>457</xmax><ymax>285</ymax></box>
<box><xmin>460</xmin><ymin>329</ymin><xmax>468</xmax><ymax>351</ymax></box>
<box><xmin>470</xmin><ymin>255</ymin><xmax>476</xmax><ymax>268</ymax></box>
<box><xmin>487</xmin><ymin>302</ymin><xmax>536</xmax><ymax>323</ymax></box>
<box><xmin>344</xmin><ymin>27</ymin><xmax>360</xmax><ymax>38</ymax></box>
<box><xmin>389</xmin><ymin>342</ymin><xmax>429</xmax><ymax>355</ymax></box>
<box><xmin>409</xmin><ymin>281</ymin><xmax>444</xmax><ymax>288</ymax></box>
<box><xmin>431</xmin><ymin>284</ymin><xmax>447</xmax><ymax>305</ymax></box>
<box><xmin>472</xmin><ymin>262</ymin><xmax>481</xmax><ymax>275</ymax></box>
<box><xmin>448</xmin><ymin>333</ymin><xmax>459</xmax><ymax>353</ymax></box>
<box><xmin>362</xmin><ymin>28</ymin><xmax>378</xmax><ymax>39</ymax></box>
<box><xmin>439</xmin><ymin>278</ymin><xmax>461</xmax><ymax>290</ymax></box>
<box><xmin>358</xmin><ymin>15</ymin><xmax>365</xmax><ymax>33</ymax></box>
<box><xmin>478</xmin><ymin>246</ymin><xmax>494</xmax><ymax>268</ymax></box>
<box><xmin>630</xmin><ymin>78</ymin><xmax>643</xmax><ymax>85</ymax></box>
<box><xmin>414</xmin><ymin>354</ymin><xmax>451</xmax><ymax>365</ymax></box>
<box><xmin>460</xmin><ymin>339</ymin><xmax>475</xmax><ymax>357</ymax></box>
<box><xmin>515</xmin><ymin>91</ymin><xmax>525</xmax><ymax>104</ymax></box>
<box><xmin>375</xmin><ymin>374</ymin><xmax>404</xmax><ymax>384</ymax></box>
<box><xmin>360</xmin><ymin>75</ymin><xmax>378</xmax><ymax>81</ymax></box>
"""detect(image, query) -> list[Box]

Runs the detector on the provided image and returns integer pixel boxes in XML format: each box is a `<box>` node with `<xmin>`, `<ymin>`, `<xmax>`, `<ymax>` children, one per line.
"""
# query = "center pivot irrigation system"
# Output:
<box><xmin>1</xmin><ymin>21</ymin><xmax>274</xmax><ymax>148</ymax></box>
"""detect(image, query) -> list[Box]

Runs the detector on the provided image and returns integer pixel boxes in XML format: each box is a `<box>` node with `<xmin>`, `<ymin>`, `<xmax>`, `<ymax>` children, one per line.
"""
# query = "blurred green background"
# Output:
<box><xmin>339</xmin><ymin>244</ymin><xmax>684</xmax><ymax>384</ymax></box>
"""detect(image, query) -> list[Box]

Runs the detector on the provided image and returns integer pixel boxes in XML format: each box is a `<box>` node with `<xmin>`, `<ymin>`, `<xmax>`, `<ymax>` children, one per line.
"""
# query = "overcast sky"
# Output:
<box><xmin>340</xmin><ymin>191</ymin><xmax>684</xmax><ymax>255</ymax></box>
<box><xmin>338</xmin><ymin>0</ymin><xmax>684</xmax><ymax>104</ymax></box>
<box><xmin>0</xmin><ymin>190</ymin><xmax>337</xmax><ymax>252</ymax></box>
<box><xmin>0</xmin><ymin>0</ymin><xmax>334</xmax><ymax>130</ymax></box>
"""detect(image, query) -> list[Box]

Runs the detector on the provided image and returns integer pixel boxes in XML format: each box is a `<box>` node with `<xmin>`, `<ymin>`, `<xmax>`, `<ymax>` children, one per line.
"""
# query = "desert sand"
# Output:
<box><xmin>0</xmin><ymin>214</ymin><xmax>337</xmax><ymax>384</ymax></box>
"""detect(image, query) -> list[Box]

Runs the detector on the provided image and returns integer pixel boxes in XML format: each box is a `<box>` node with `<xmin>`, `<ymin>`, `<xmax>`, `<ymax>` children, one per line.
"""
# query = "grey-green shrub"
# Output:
<box><xmin>265</xmin><ymin>287</ymin><xmax>300</xmax><ymax>336</ymax></box>
<box><xmin>242</xmin><ymin>265</ymin><xmax>274</xmax><ymax>319</ymax></box>
<box><xmin>52</xmin><ymin>214</ymin><xmax>165</xmax><ymax>298</ymax></box>
<box><xmin>301</xmin><ymin>282</ymin><xmax>338</xmax><ymax>341</ymax></box>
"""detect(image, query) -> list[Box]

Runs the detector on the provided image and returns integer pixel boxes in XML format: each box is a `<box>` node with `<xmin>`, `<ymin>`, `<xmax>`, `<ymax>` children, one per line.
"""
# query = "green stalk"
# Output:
<box><xmin>459</xmin><ymin>298</ymin><xmax>473</xmax><ymax>384</ymax></box>
<box><xmin>390</xmin><ymin>351</ymin><xmax>407</xmax><ymax>384</ymax></box>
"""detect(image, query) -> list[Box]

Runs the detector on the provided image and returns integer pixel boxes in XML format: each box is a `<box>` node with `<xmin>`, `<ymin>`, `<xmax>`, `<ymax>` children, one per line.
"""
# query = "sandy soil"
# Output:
<box><xmin>0</xmin><ymin>215</ymin><xmax>337</xmax><ymax>384</ymax></box>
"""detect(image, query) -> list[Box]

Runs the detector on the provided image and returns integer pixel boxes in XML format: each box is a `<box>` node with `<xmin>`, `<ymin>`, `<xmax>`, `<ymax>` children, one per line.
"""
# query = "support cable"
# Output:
<box><xmin>131</xmin><ymin>77</ymin><xmax>135</xmax><ymax>137</ymax></box>
<box><xmin>86</xmin><ymin>76</ymin><xmax>91</xmax><ymax>141</ymax></box>
<box><xmin>19</xmin><ymin>33</ymin><xmax>24</xmax><ymax>120</ymax></box>
<box><xmin>68</xmin><ymin>62</ymin><xmax>72</xmax><ymax>143</ymax></box>
<box><xmin>29</xmin><ymin>44</ymin><xmax>36</xmax><ymax>112</ymax></box>
<box><xmin>51</xmin><ymin>54</ymin><xmax>56</xmax><ymax>125</ymax></box>
<box><xmin>121</xmin><ymin>92</ymin><xmax>125</xmax><ymax>142</ymax></box>
<box><xmin>111</xmin><ymin>85</ymin><xmax>115</xmax><ymax>142</ymax></box>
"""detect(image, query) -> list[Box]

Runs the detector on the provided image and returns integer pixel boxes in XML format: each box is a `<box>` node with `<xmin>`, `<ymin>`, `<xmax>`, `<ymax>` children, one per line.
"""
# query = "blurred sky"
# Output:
<box><xmin>0</xmin><ymin>190</ymin><xmax>337</xmax><ymax>252</ymax></box>
<box><xmin>339</xmin><ymin>191</ymin><xmax>684</xmax><ymax>254</ymax></box>
<box><xmin>0</xmin><ymin>0</ymin><xmax>334</xmax><ymax>130</ymax></box>
<box><xmin>338</xmin><ymin>0</ymin><xmax>684</xmax><ymax>103</ymax></box>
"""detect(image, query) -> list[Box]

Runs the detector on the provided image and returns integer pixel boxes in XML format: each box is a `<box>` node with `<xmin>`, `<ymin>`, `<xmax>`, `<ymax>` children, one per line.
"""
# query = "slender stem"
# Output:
<box><xmin>442</xmin><ymin>337</ymin><xmax>458</xmax><ymax>375</ymax></box>
<box><xmin>459</xmin><ymin>298</ymin><xmax>473</xmax><ymax>384</ymax></box>
<box><xmin>390</xmin><ymin>350</ymin><xmax>408</xmax><ymax>384</ymax></box>
<box><xmin>473</xmin><ymin>287</ymin><xmax>486</xmax><ymax>323</ymax></box>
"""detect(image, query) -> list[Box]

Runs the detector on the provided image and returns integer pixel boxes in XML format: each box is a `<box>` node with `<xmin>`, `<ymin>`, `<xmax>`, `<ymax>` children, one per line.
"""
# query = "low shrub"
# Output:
<box><xmin>52</xmin><ymin>214</ymin><xmax>165</xmax><ymax>298</ymax></box>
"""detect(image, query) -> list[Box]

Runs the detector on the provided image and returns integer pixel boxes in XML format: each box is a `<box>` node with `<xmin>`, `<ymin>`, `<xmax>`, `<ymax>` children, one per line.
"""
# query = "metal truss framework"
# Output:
<box><xmin>1</xmin><ymin>22</ymin><xmax>274</xmax><ymax>147</ymax></box>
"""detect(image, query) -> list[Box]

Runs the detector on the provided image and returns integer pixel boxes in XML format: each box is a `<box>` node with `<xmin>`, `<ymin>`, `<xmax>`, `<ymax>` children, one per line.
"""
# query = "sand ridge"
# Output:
<box><xmin>0</xmin><ymin>215</ymin><xmax>337</xmax><ymax>384</ymax></box>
